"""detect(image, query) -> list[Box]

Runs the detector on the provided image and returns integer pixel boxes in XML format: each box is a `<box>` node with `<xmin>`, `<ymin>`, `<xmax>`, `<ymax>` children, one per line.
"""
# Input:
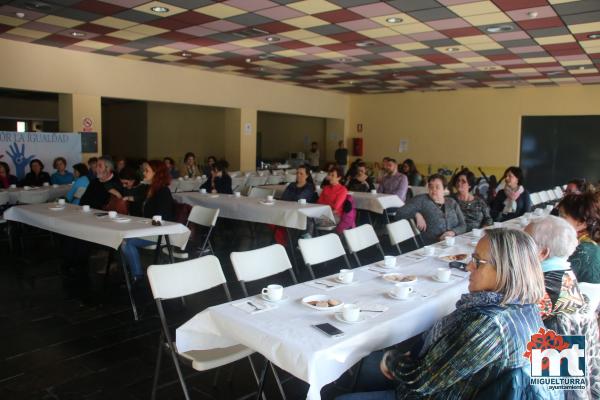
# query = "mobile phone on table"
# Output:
<box><xmin>94</xmin><ymin>212</ymin><xmax>109</xmax><ymax>217</ymax></box>
<box><xmin>312</xmin><ymin>323</ymin><xmax>344</xmax><ymax>338</ymax></box>
<box><xmin>449</xmin><ymin>261</ymin><xmax>467</xmax><ymax>271</ymax></box>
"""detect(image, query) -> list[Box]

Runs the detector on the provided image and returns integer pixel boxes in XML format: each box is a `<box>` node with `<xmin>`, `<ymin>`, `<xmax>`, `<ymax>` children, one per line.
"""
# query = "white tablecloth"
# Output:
<box><xmin>173</xmin><ymin>192</ymin><xmax>334</xmax><ymax>230</ymax></box>
<box><xmin>2</xmin><ymin>185</ymin><xmax>72</xmax><ymax>204</ymax></box>
<box><xmin>4</xmin><ymin>203</ymin><xmax>190</xmax><ymax>250</ymax></box>
<box><xmin>176</xmin><ymin>237</ymin><xmax>473</xmax><ymax>399</ymax></box>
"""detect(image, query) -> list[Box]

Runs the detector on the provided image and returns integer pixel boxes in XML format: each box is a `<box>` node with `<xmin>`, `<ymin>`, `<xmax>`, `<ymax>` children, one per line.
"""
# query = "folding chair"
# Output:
<box><xmin>530</xmin><ymin>192</ymin><xmax>542</xmax><ymax>207</ymax></box>
<box><xmin>387</xmin><ymin>219</ymin><xmax>421</xmax><ymax>254</ymax></box>
<box><xmin>343</xmin><ymin>224</ymin><xmax>385</xmax><ymax>267</ymax></box>
<box><xmin>162</xmin><ymin>205</ymin><xmax>219</xmax><ymax>259</ymax></box>
<box><xmin>18</xmin><ymin>189</ymin><xmax>50</xmax><ymax>204</ymax></box>
<box><xmin>147</xmin><ymin>256</ymin><xmax>262</xmax><ymax>400</ymax></box>
<box><xmin>248</xmin><ymin>187</ymin><xmax>275</xmax><ymax>199</ymax></box>
<box><xmin>298</xmin><ymin>233</ymin><xmax>351</xmax><ymax>280</ymax></box>
<box><xmin>265</xmin><ymin>175</ymin><xmax>283</xmax><ymax>185</ymax></box>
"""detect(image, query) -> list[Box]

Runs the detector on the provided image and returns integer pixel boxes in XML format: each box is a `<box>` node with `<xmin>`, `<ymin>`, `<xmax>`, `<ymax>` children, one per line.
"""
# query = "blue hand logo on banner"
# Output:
<box><xmin>6</xmin><ymin>142</ymin><xmax>35</xmax><ymax>180</ymax></box>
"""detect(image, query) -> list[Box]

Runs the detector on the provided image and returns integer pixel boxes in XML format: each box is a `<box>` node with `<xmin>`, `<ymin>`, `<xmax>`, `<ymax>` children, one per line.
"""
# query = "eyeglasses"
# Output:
<box><xmin>471</xmin><ymin>254</ymin><xmax>489</xmax><ymax>269</ymax></box>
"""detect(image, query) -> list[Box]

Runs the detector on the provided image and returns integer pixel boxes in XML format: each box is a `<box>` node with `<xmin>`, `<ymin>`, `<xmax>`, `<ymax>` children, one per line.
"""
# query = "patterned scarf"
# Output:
<box><xmin>502</xmin><ymin>185</ymin><xmax>524</xmax><ymax>214</ymax></box>
<box><xmin>419</xmin><ymin>291</ymin><xmax>505</xmax><ymax>356</ymax></box>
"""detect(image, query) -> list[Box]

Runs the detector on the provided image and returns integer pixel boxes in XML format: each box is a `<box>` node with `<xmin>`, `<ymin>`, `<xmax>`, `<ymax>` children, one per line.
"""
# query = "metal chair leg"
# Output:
<box><xmin>255</xmin><ymin>360</ymin><xmax>269</xmax><ymax>400</ymax></box>
<box><xmin>151</xmin><ymin>332</ymin><xmax>164</xmax><ymax>400</ymax></box>
<box><xmin>270</xmin><ymin>362</ymin><xmax>287</xmax><ymax>400</ymax></box>
<box><xmin>119</xmin><ymin>249</ymin><xmax>139</xmax><ymax>321</ymax></box>
<box><xmin>165</xmin><ymin>236</ymin><xmax>174</xmax><ymax>264</ymax></box>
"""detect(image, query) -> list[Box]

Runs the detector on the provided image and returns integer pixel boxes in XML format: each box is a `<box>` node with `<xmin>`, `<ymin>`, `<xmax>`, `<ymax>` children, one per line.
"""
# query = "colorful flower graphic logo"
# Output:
<box><xmin>524</xmin><ymin>328</ymin><xmax>570</xmax><ymax>370</ymax></box>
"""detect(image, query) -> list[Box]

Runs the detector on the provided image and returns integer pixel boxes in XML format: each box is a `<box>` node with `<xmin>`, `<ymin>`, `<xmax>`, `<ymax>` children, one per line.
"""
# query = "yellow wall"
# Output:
<box><xmin>350</xmin><ymin>85</ymin><xmax>600</xmax><ymax>178</ymax></box>
<box><xmin>257</xmin><ymin>112</ymin><xmax>326</xmax><ymax>161</ymax></box>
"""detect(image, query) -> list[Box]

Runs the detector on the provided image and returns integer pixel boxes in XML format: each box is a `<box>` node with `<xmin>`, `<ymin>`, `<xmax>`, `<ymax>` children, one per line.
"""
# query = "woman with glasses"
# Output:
<box><xmin>451</xmin><ymin>168</ymin><xmax>493</xmax><ymax>232</ymax></box>
<box><xmin>337</xmin><ymin>229</ymin><xmax>550</xmax><ymax>400</ymax></box>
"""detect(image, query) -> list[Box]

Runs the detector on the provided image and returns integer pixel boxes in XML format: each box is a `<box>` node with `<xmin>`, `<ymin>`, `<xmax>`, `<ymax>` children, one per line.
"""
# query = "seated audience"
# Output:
<box><xmin>0</xmin><ymin>161</ymin><xmax>17</xmax><ymax>188</ymax></box>
<box><xmin>121</xmin><ymin>160</ymin><xmax>174</xmax><ymax>282</ymax></box>
<box><xmin>559</xmin><ymin>192</ymin><xmax>600</xmax><ymax>283</ymax></box>
<box><xmin>202</xmin><ymin>155</ymin><xmax>217</xmax><ymax>177</ymax></box>
<box><xmin>318</xmin><ymin>167</ymin><xmax>348</xmax><ymax>222</ymax></box>
<box><xmin>490</xmin><ymin>166</ymin><xmax>532</xmax><ymax>221</ymax></box>
<box><xmin>50</xmin><ymin>157</ymin><xmax>74</xmax><ymax>185</ymax></box>
<box><xmin>401</xmin><ymin>159</ymin><xmax>423</xmax><ymax>186</ymax></box>
<box><xmin>526</xmin><ymin>216</ymin><xmax>600</xmax><ymax>399</ymax></box>
<box><xmin>87</xmin><ymin>157</ymin><xmax>98</xmax><ymax>180</ymax></box>
<box><xmin>163</xmin><ymin>157</ymin><xmax>179</xmax><ymax>179</ymax></box>
<box><xmin>397</xmin><ymin>174</ymin><xmax>466</xmax><ymax>245</ymax></box>
<box><xmin>338</xmin><ymin>229</ymin><xmax>548</xmax><ymax>400</ymax></box>
<box><xmin>346</xmin><ymin>162</ymin><xmax>375</xmax><ymax>192</ymax></box>
<box><xmin>564</xmin><ymin>178</ymin><xmax>588</xmax><ymax>195</ymax></box>
<box><xmin>281</xmin><ymin>164</ymin><xmax>316</xmax><ymax>202</ymax></box>
<box><xmin>375</xmin><ymin>157</ymin><xmax>390</xmax><ymax>184</ymax></box>
<box><xmin>377</xmin><ymin>158</ymin><xmax>408</xmax><ymax>201</ymax></box>
<box><xmin>115</xmin><ymin>157</ymin><xmax>126</xmax><ymax>174</ymax></box>
<box><xmin>451</xmin><ymin>168</ymin><xmax>493</xmax><ymax>231</ymax></box>
<box><xmin>20</xmin><ymin>159</ymin><xmax>50</xmax><ymax>187</ymax></box>
<box><xmin>201</xmin><ymin>160</ymin><xmax>232</xmax><ymax>194</ymax></box>
<box><xmin>118</xmin><ymin>167</ymin><xmax>144</xmax><ymax>216</ymax></box>
<box><xmin>66</xmin><ymin>163</ymin><xmax>89</xmax><ymax>205</ymax></box>
<box><xmin>80</xmin><ymin>156</ymin><xmax>122</xmax><ymax>210</ymax></box>
<box><xmin>179</xmin><ymin>152</ymin><xmax>201</xmax><ymax>178</ymax></box>
<box><xmin>320</xmin><ymin>162</ymin><xmax>337</xmax><ymax>187</ymax></box>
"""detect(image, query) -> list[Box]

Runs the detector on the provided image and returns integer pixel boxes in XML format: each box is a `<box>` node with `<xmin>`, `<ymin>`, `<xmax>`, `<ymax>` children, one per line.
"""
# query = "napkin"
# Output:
<box><xmin>232</xmin><ymin>299</ymin><xmax>276</xmax><ymax>314</ymax></box>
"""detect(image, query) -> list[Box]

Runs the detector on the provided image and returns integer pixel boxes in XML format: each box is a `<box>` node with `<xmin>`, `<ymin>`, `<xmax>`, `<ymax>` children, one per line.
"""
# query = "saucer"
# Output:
<box><xmin>260</xmin><ymin>200</ymin><xmax>275</xmax><ymax>206</ymax></box>
<box><xmin>431</xmin><ymin>275</ymin><xmax>452</xmax><ymax>283</ymax></box>
<box><xmin>48</xmin><ymin>206</ymin><xmax>65</xmax><ymax>211</ymax></box>
<box><xmin>388</xmin><ymin>291</ymin><xmax>416</xmax><ymax>301</ymax></box>
<box><xmin>375</xmin><ymin>261</ymin><xmax>396</xmax><ymax>269</ymax></box>
<box><xmin>334</xmin><ymin>312</ymin><xmax>367</xmax><ymax>324</ymax></box>
<box><xmin>112</xmin><ymin>217</ymin><xmax>131</xmax><ymax>223</ymax></box>
<box><xmin>260</xmin><ymin>293</ymin><xmax>288</xmax><ymax>303</ymax></box>
<box><xmin>335</xmin><ymin>277</ymin><xmax>354</xmax><ymax>285</ymax></box>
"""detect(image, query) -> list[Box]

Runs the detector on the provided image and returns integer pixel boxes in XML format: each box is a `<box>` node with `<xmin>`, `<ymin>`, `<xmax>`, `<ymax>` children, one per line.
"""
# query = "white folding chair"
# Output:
<box><xmin>0</xmin><ymin>191</ymin><xmax>9</xmax><ymax>206</ymax></box>
<box><xmin>530</xmin><ymin>192</ymin><xmax>542</xmax><ymax>206</ymax></box>
<box><xmin>231</xmin><ymin>176</ymin><xmax>247</xmax><ymax>192</ymax></box>
<box><xmin>313</xmin><ymin>172</ymin><xmax>327</xmax><ymax>185</ymax></box>
<box><xmin>272</xmin><ymin>169</ymin><xmax>284</xmax><ymax>176</ymax></box>
<box><xmin>162</xmin><ymin>205</ymin><xmax>219</xmax><ymax>259</ymax></box>
<box><xmin>387</xmin><ymin>219</ymin><xmax>421</xmax><ymax>254</ymax></box>
<box><xmin>248</xmin><ymin>187</ymin><xmax>275</xmax><ymax>199</ymax></box>
<box><xmin>176</xmin><ymin>179</ymin><xmax>202</xmax><ymax>192</ymax></box>
<box><xmin>246</xmin><ymin>175</ymin><xmax>268</xmax><ymax>188</ymax></box>
<box><xmin>283</xmin><ymin>173</ymin><xmax>296</xmax><ymax>183</ymax></box>
<box><xmin>343</xmin><ymin>224</ymin><xmax>385</xmax><ymax>266</ymax></box>
<box><xmin>18</xmin><ymin>189</ymin><xmax>50</xmax><ymax>204</ymax></box>
<box><xmin>562</xmin><ymin>184</ymin><xmax>567</xmax><ymax>190</ymax></box>
<box><xmin>298</xmin><ymin>233</ymin><xmax>351</xmax><ymax>280</ymax></box>
<box><xmin>579</xmin><ymin>282</ymin><xmax>600</xmax><ymax>316</ymax></box>
<box><xmin>538</xmin><ymin>191</ymin><xmax>549</xmax><ymax>204</ymax></box>
<box><xmin>147</xmin><ymin>256</ymin><xmax>261</xmax><ymax>400</ymax></box>
<box><xmin>554</xmin><ymin>187</ymin><xmax>563</xmax><ymax>199</ymax></box>
<box><xmin>229</xmin><ymin>171</ymin><xmax>242</xmax><ymax>178</ymax></box>
<box><xmin>286</xmin><ymin>169</ymin><xmax>296</xmax><ymax>175</ymax></box>
<box><xmin>546</xmin><ymin>189</ymin><xmax>557</xmax><ymax>201</ymax></box>
<box><xmin>265</xmin><ymin>175</ymin><xmax>283</xmax><ymax>185</ymax></box>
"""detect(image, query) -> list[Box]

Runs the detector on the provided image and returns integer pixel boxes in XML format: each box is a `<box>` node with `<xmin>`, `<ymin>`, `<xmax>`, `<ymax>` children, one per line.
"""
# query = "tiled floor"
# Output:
<box><xmin>0</xmin><ymin>217</ymin><xmax>408</xmax><ymax>400</ymax></box>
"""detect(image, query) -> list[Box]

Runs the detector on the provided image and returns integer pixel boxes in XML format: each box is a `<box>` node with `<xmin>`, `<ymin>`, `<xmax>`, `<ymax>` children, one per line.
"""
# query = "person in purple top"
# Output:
<box><xmin>376</xmin><ymin>158</ymin><xmax>408</xmax><ymax>201</ymax></box>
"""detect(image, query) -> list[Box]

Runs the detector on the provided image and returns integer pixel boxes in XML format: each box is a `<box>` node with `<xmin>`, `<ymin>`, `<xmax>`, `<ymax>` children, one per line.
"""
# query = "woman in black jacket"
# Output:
<box><xmin>121</xmin><ymin>160</ymin><xmax>174</xmax><ymax>281</ymax></box>
<box><xmin>20</xmin><ymin>159</ymin><xmax>51</xmax><ymax>187</ymax></box>
<box><xmin>201</xmin><ymin>160</ymin><xmax>232</xmax><ymax>194</ymax></box>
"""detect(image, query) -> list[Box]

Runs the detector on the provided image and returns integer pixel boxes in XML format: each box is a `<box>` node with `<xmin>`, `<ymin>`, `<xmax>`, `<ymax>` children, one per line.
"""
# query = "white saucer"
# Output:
<box><xmin>375</xmin><ymin>261</ymin><xmax>395</xmax><ymax>269</ymax></box>
<box><xmin>388</xmin><ymin>291</ymin><xmax>416</xmax><ymax>301</ymax></box>
<box><xmin>260</xmin><ymin>294</ymin><xmax>288</xmax><ymax>303</ymax></box>
<box><xmin>260</xmin><ymin>200</ymin><xmax>275</xmax><ymax>206</ymax></box>
<box><xmin>334</xmin><ymin>312</ymin><xmax>367</xmax><ymax>324</ymax></box>
<box><xmin>334</xmin><ymin>277</ymin><xmax>354</xmax><ymax>285</ymax></box>
<box><xmin>112</xmin><ymin>217</ymin><xmax>131</xmax><ymax>223</ymax></box>
<box><xmin>431</xmin><ymin>275</ymin><xmax>452</xmax><ymax>283</ymax></box>
<box><xmin>48</xmin><ymin>206</ymin><xmax>65</xmax><ymax>211</ymax></box>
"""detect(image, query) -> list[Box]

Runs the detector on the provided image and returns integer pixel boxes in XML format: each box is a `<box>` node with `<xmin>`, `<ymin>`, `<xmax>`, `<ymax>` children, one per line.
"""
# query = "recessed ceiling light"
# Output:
<box><xmin>245</xmin><ymin>58</ymin><xmax>252</xmax><ymax>63</ymax></box>
<box><xmin>485</xmin><ymin>25</ymin><xmax>514</xmax><ymax>33</ymax></box>
<box><xmin>578</xmin><ymin>66</ymin><xmax>587</xmax><ymax>70</ymax></box>
<box><xmin>527</xmin><ymin>11</ymin><xmax>538</xmax><ymax>18</ymax></box>
<box><xmin>588</xmin><ymin>33</ymin><xmax>600</xmax><ymax>39</ymax></box>
<box><xmin>445</xmin><ymin>47</ymin><xmax>460</xmax><ymax>52</ymax></box>
<box><xmin>338</xmin><ymin>58</ymin><xmax>350</xmax><ymax>62</ymax></box>
<box><xmin>150</xmin><ymin>6</ymin><xmax>169</xmax><ymax>13</ymax></box>
<box><xmin>547</xmin><ymin>71</ymin><xmax>562</xmax><ymax>76</ymax></box>
<box><xmin>265</xmin><ymin>36</ymin><xmax>279</xmax><ymax>42</ymax></box>
<box><xmin>356</xmin><ymin>41</ymin><xmax>376</xmax><ymax>47</ymax></box>
<box><xmin>181</xmin><ymin>52</ymin><xmax>192</xmax><ymax>57</ymax></box>
<box><xmin>386</xmin><ymin>17</ymin><xmax>403</xmax><ymax>24</ymax></box>
<box><xmin>70</xmin><ymin>31</ymin><xmax>85</xmax><ymax>37</ymax></box>
<box><xmin>15</xmin><ymin>12</ymin><xmax>25</xmax><ymax>18</ymax></box>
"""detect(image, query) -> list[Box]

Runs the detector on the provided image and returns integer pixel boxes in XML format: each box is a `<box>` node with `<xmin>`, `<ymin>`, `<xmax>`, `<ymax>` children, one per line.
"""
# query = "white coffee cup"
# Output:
<box><xmin>472</xmin><ymin>228</ymin><xmax>483</xmax><ymax>237</ymax></box>
<box><xmin>82</xmin><ymin>205</ymin><xmax>90</xmax><ymax>212</ymax></box>
<box><xmin>384</xmin><ymin>255</ymin><xmax>396</xmax><ymax>268</ymax></box>
<box><xmin>43</xmin><ymin>182</ymin><xmax>49</xmax><ymax>187</ymax></box>
<box><xmin>52</xmin><ymin>184</ymin><xmax>58</xmax><ymax>188</ymax></box>
<box><xmin>316</xmin><ymin>185</ymin><xmax>321</xmax><ymax>190</ymax></box>
<box><xmin>444</xmin><ymin>236</ymin><xmax>456</xmax><ymax>246</ymax></box>
<box><xmin>423</xmin><ymin>245</ymin><xmax>435</xmax><ymax>256</ymax></box>
<box><xmin>370</xmin><ymin>189</ymin><xmax>377</xmax><ymax>195</ymax></box>
<box><xmin>183</xmin><ymin>176</ymin><xmax>189</xmax><ymax>180</ymax></box>
<box><xmin>10</xmin><ymin>184</ymin><xmax>16</xmax><ymax>189</ymax></box>
<box><xmin>267</xmin><ymin>195</ymin><xmax>274</xmax><ymax>202</ymax></box>
<box><xmin>342</xmin><ymin>304</ymin><xmax>360</xmax><ymax>322</ymax></box>
<box><xmin>392</xmin><ymin>284</ymin><xmax>413</xmax><ymax>300</ymax></box>
<box><xmin>178</xmin><ymin>177</ymin><xmax>183</xmax><ymax>181</ymax></box>
<box><xmin>58</xmin><ymin>198</ymin><xmax>65</xmax><ymax>206</ymax></box>
<box><xmin>108</xmin><ymin>211</ymin><xmax>117</xmax><ymax>219</ymax></box>
<box><xmin>261</xmin><ymin>284</ymin><xmax>283</xmax><ymax>301</ymax></box>
<box><xmin>436</xmin><ymin>267</ymin><xmax>451</xmax><ymax>282</ymax></box>
<box><xmin>199</xmin><ymin>188</ymin><xmax>207</xmax><ymax>194</ymax></box>
<box><xmin>234</xmin><ymin>191</ymin><xmax>241</xmax><ymax>197</ymax></box>
<box><xmin>152</xmin><ymin>215</ymin><xmax>162</xmax><ymax>223</ymax></box>
<box><xmin>298</xmin><ymin>198</ymin><xmax>307</xmax><ymax>205</ymax></box>
<box><xmin>338</xmin><ymin>269</ymin><xmax>354</xmax><ymax>283</ymax></box>
<box><xmin>23</xmin><ymin>186</ymin><xmax>31</xmax><ymax>190</ymax></box>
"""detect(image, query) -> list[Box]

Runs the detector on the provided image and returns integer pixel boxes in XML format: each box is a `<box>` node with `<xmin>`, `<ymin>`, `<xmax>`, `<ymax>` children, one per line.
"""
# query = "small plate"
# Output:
<box><xmin>112</xmin><ymin>217</ymin><xmax>131</xmax><ymax>223</ymax></box>
<box><xmin>388</xmin><ymin>291</ymin><xmax>416</xmax><ymax>301</ymax></box>
<box><xmin>431</xmin><ymin>275</ymin><xmax>452</xmax><ymax>283</ymax></box>
<box><xmin>374</xmin><ymin>261</ymin><xmax>396</xmax><ymax>269</ymax></box>
<box><xmin>334</xmin><ymin>312</ymin><xmax>367</xmax><ymax>324</ymax></box>
<box><xmin>260</xmin><ymin>200</ymin><xmax>275</xmax><ymax>206</ymax></box>
<box><xmin>334</xmin><ymin>277</ymin><xmax>354</xmax><ymax>285</ymax></box>
<box><xmin>438</xmin><ymin>254</ymin><xmax>469</xmax><ymax>263</ymax></box>
<box><xmin>301</xmin><ymin>294</ymin><xmax>343</xmax><ymax>311</ymax></box>
<box><xmin>209</xmin><ymin>194</ymin><xmax>219</xmax><ymax>198</ymax></box>
<box><xmin>48</xmin><ymin>206</ymin><xmax>65</xmax><ymax>211</ymax></box>
<box><xmin>260</xmin><ymin>294</ymin><xmax>289</xmax><ymax>303</ymax></box>
<box><xmin>382</xmin><ymin>273</ymin><xmax>417</xmax><ymax>284</ymax></box>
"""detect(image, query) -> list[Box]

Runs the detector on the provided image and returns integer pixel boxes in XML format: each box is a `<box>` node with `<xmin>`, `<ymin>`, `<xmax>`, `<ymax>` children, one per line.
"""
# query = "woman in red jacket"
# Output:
<box><xmin>318</xmin><ymin>166</ymin><xmax>348</xmax><ymax>223</ymax></box>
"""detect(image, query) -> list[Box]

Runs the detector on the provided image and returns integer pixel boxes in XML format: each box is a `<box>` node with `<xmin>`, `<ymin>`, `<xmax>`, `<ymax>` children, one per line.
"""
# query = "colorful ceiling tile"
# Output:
<box><xmin>0</xmin><ymin>0</ymin><xmax>598</xmax><ymax>93</ymax></box>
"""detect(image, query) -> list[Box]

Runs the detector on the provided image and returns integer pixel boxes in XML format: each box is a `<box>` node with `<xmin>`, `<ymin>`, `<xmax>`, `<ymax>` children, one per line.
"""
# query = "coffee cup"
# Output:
<box><xmin>298</xmin><ymin>198</ymin><xmax>306</xmax><ymax>205</ymax></box>
<box><xmin>199</xmin><ymin>188</ymin><xmax>207</xmax><ymax>194</ymax></box>
<box><xmin>472</xmin><ymin>228</ymin><xmax>483</xmax><ymax>237</ymax></box>
<box><xmin>338</xmin><ymin>269</ymin><xmax>354</xmax><ymax>283</ymax></box>
<box><xmin>234</xmin><ymin>191</ymin><xmax>241</xmax><ymax>197</ymax></box>
<box><xmin>436</xmin><ymin>267</ymin><xmax>451</xmax><ymax>282</ymax></box>
<box><xmin>267</xmin><ymin>195</ymin><xmax>274</xmax><ymax>202</ymax></box>
<box><xmin>392</xmin><ymin>284</ymin><xmax>413</xmax><ymax>300</ymax></box>
<box><xmin>444</xmin><ymin>236</ymin><xmax>456</xmax><ymax>246</ymax></box>
<box><xmin>82</xmin><ymin>205</ymin><xmax>90</xmax><ymax>212</ymax></box>
<box><xmin>108</xmin><ymin>211</ymin><xmax>117</xmax><ymax>219</ymax></box>
<box><xmin>10</xmin><ymin>184</ymin><xmax>16</xmax><ymax>189</ymax></box>
<box><xmin>43</xmin><ymin>182</ymin><xmax>49</xmax><ymax>187</ymax></box>
<box><xmin>152</xmin><ymin>215</ymin><xmax>162</xmax><ymax>223</ymax></box>
<box><xmin>342</xmin><ymin>304</ymin><xmax>360</xmax><ymax>322</ymax></box>
<box><xmin>57</xmin><ymin>198</ymin><xmax>65</xmax><ymax>206</ymax></box>
<box><xmin>261</xmin><ymin>284</ymin><xmax>283</xmax><ymax>301</ymax></box>
<box><xmin>423</xmin><ymin>245</ymin><xmax>435</xmax><ymax>256</ymax></box>
<box><xmin>183</xmin><ymin>176</ymin><xmax>189</xmax><ymax>180</ymax></box>
<box><xmin>24</xmin><ymin>186</ymin><xmax>31</xmax><ymax>190</ymax></box>
<box><xmin>52</xmin><ymin>184</ymin><xmax>58</xmax><ymax>188</ymax></box>
<box><xmin>370</xmin><ymin>189</ymin><xmax>377</xmax><ymax>195</ymax></box>
<box><xmin>384</xmin><ymin>255</ymin><xmax>396</xmax><ymax>268</ymax></box>
<box><xmin>178</xmin><ymin>177</ymin><xmax>183</xmax><ymax>181</ymax></box>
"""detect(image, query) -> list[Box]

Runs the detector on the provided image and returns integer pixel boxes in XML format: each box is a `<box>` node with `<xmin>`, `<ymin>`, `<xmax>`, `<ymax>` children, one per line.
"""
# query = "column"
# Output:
<box><xmin>59</xmin><ymin>93</ymin><xmax>102</xmax><ymax>160</ymax></box>
<box><xmin>224</xmin><ymin>107</ymin><xmax>257</xmax><ymax>171</ymax></box>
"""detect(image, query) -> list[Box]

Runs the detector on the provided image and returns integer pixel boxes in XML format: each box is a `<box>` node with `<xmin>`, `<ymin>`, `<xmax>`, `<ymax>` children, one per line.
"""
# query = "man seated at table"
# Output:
<box><xmin>377</xmin><ymin>158</ymin><xmax>408</xmax><ymax>201</ymax></box>
<box><xmin>80</xmin><ymin>156</ymin><xmax>123</xmax><ymax>210</ymax></box>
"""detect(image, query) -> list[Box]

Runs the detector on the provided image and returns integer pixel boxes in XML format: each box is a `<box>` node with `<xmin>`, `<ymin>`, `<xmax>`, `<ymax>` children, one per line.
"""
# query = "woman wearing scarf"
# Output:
<box><xmin>337</xmin><ymin>229</ymin><xmax>552</xmax><ymax>400</ymax></box>
<box><xmin>490</xmin><ymin>166</ymin><xmax>532</xmax><ymax>221</ymax></box>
